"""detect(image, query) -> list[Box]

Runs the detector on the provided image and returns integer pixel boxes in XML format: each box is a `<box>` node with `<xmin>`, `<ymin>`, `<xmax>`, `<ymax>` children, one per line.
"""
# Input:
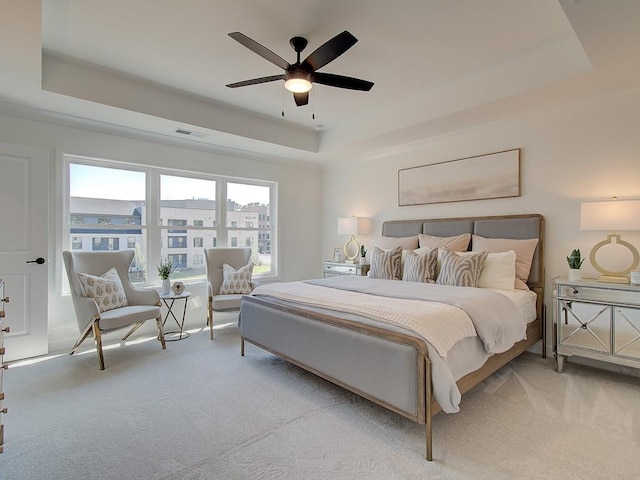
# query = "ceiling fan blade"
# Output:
<box><xmin>228</xmin><ymin>32</ymin><xmax>290</xmax><ymax>70</ymax></box>
<box><xmin>301</xmin><ymin>31</ymin><xmax>358</xmax><ymax>72</ymax></box>
<box><xmin>293</xmin><ymin>92</ymin><xmax>309</xmax><ymax>106</ymax></box>
<box><xmin>313</xmin><ymin>72</ymin><xmax>374</xmax><ymax>91</ymax></box>
<box><xmin>226</xmin><ymin>74</ymin><xmax>284</xmax><ymax>88</ymax></box>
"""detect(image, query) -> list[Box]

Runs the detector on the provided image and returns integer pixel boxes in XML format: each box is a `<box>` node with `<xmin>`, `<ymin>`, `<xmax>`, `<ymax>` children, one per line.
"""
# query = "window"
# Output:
<box><xmin>65</xmin><ymin>156</ymin><xmax>277</xmax><ymax>286</ymax></box>
<box><xmin>92</xmin><ymin>237</ymin><xmax>119</xmax><ymax>251</ymax></box>
<box><xmin>167</xmin><ymin>236</ymin><xmax>187</xmax><ymax>248</ymax></box>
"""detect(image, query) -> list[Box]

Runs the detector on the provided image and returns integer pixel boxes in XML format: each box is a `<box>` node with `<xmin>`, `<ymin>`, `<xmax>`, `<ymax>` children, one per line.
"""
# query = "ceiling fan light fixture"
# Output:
<box><xmin>284</xmin><ymin>71</ymin><xmax>312</xmax><ymax>93</ymax></box>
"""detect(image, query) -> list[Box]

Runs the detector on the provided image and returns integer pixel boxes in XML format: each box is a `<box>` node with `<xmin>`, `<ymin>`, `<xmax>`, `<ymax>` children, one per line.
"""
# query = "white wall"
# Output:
<box><xmin>323</xmin><ymin>91</ymin><xmax>640</xmax><ymax>356</ymax></box>
<box><xmin>0</xmin><ymin>111</ymin><xmax>323</xmax><ymax>353</ymax></box>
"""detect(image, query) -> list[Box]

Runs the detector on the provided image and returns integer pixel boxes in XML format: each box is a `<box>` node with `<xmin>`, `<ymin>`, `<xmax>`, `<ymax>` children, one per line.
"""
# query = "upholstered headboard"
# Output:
<box><xmin>381</xmin><ymin>214</ymin><xmax>545</xmax><ymax>289</ymax></box>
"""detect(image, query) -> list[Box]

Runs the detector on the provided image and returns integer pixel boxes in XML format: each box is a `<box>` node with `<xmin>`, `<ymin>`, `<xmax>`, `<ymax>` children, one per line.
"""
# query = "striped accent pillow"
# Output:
<box><xmin>369</xmin><ymin>246</ymin><xmax>402</xmax><ymax>280</ymax></box>
<box><xmin>402</xmin><ymin>248</ymin><xmax>438</xmax><ymax>283</ymax></box>
<box><xmin>436</xmin><ymin>249</ymin><xmax>488</xmax><ymax>287</ymax></box>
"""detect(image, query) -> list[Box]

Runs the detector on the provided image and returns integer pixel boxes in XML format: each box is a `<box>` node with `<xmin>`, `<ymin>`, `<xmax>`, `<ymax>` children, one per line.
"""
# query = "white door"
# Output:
<box><xmin>0</xmin><ymin>142</ymin><xmax>49</xmax><ymax>361</ymax></box>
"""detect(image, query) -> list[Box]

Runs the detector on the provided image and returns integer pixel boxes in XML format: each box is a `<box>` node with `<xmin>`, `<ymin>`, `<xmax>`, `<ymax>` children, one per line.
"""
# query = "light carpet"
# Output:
<box><xmin>2</xmin><ymin>325</ymin><xmax>639</xmax><ymax>480</ymax></box>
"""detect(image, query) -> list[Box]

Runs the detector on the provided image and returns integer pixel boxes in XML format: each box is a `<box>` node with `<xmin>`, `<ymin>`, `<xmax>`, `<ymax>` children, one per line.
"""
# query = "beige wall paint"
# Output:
<box><xmin>0</xmin><ymin>111</ymin><xmax>323</xmax><ymax>353</ymax></box>
<box><xmin>324</xmin><ymin>91</ymin><xmax>640</xmax><ymax>356</ymax></box>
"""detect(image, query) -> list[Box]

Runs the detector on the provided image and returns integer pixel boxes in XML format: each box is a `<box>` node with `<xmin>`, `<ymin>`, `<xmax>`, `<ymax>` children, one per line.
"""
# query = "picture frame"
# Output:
<box><xmin>398</xmin><ymin>148</ymin><xmax>520</xmax><ymax>206</ymax></box>
<box><xmin>332</xmin><ymin>247</ymin><xmax>343</xmax><ymax>263</ymax></box>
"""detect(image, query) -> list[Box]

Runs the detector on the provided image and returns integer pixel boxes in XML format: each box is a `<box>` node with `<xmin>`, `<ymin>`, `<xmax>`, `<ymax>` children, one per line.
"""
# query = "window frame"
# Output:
<box><xmin>62</xmin><ymin>155</ymin><xmax>278</xmax><ymax>289</ymax></box>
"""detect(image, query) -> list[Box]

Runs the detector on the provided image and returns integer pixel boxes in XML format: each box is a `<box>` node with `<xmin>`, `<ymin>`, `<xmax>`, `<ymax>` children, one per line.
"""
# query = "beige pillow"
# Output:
<box><xmin>402</xmin><ymin>248</ymin><xmax>438</xmax><ymax>283</ymax></box>
<box><xmin>219</xmin><ymin>263</ymin><xmax>254</xmax><ymax>294</ymax></box>
<box><xmin>377</xmin><ymin>235</ymin><xmax>419</xmax><ymax>250</ymax></box>
<box><xmin>458</xmin><ymin>250</ymin><xmax>516</xmax><ymax>290</ymax></box>
<box><xmin>419</xmin><ymin>233</ymin><xmax>471</xmax><ymax>251</ymax></box>
<box><xmin>77</xmin><ymin>267</ymin><xmax>128</xmax><ymax>313</ymax></box>
<box><xmin>369</xmin><ymin>246</ymin><xmax>402</xmax><ymax>280</ymax></box>
<box><xmin>471</xmin><ymin>235</ymin><xmax>538</xmax><ymax>290</ymax></box>
<box><xmin>436</xmin><ymin>249</ymin><xmax>487</xmax><ymax>287</ymax></box>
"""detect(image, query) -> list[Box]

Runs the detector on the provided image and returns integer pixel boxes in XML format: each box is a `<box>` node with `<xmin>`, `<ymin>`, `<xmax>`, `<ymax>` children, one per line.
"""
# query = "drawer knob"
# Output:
<box><xmin>1</xmin><ymin>327</ymin><xmax>9</xmax><ymax>333</ymax></box>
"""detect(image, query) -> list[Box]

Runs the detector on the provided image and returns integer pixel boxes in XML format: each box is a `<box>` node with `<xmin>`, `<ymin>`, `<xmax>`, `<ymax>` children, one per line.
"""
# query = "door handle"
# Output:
<box><xmin>26</xmin><ymin>257</ymin><xmax>46</xmax><ymax>265</ymax></box>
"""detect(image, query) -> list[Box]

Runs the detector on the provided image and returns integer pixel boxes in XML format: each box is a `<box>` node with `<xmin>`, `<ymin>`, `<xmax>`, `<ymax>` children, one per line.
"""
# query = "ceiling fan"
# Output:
<box><xmin>226</xmin><ymin>30</ymin><xmax>374</xmax><ymax>107</ymax></box>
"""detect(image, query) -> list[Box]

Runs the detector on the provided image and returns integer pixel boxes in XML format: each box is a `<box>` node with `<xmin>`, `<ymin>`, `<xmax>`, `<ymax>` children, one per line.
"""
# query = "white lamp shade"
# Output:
<box><xmin>338</xmin><ymin>217</ymin><xmax>370</xmax><ymax>235</ymax></box>
<box><xmin>580</xmin><ymin>200</ymin><xmax>640</xmax><ymax>231</ymax></box>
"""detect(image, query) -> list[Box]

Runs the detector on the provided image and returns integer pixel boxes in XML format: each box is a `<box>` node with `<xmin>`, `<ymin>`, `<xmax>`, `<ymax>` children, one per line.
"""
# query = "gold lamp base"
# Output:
<box><xmin>597</xmin><ymin>275</ymin><xmax>630</xmax><ymax>284</ymax></box>
<box><xmin>590</xmin><ymin>233</ymin><xmax>639</xmax><ymax>284</ymax></box>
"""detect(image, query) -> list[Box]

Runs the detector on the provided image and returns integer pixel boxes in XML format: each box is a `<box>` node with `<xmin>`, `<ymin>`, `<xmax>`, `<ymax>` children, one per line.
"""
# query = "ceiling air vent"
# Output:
<box><xmin>174</xmin><ymin>128</ymin><xmax>208</xmax><ymax>138</ymax></box>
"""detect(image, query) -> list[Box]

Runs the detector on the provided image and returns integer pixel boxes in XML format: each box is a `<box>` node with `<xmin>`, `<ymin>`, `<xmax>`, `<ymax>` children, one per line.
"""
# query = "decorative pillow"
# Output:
<box><xmin>77</xmin><ymin>267</ymin><xmax>128</xmax><ymax>313</ymax></box>
<box><xmin>369</xmin><ymin>246</ymin><xmax>402</xmax><ymax>280</ymax></box>
<box><xmin>402</xmin><ymin>248</ymin><xmax>438</xmax><ymax>283</ymax></box>
<box><xmin>471</xmin><ymin>235</ymin><xmax>538</xmax><ymax>290</ymax></box>
<box><xmin>419</xmin><ymin>233</ymin><xmax>471</xmax><ymax>251</ymax></box>
<box><xmin>436</xmin><ymin>249</ymin><xmax>488</xmax><ymax>287</ymax></box>
<box><xmin>219</xmin><ymin>263</ymin><xmax>254</xmax><ymax>294</ymax></box>
<box><xmin>458</xmin><ymin>250</ymin><xmax>516</xmax><ymax>290</ymax></box>
<box><xmin>377</xmin><ymin>235</ymin><xmax>419</xmax><ymax>250</ymax></box>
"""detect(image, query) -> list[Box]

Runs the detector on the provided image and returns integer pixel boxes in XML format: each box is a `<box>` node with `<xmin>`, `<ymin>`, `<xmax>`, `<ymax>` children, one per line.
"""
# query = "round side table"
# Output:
<box><xmin>159</xmin><ymin>291</ymin><xmax>191</xmax><ymax>341</ymax></box>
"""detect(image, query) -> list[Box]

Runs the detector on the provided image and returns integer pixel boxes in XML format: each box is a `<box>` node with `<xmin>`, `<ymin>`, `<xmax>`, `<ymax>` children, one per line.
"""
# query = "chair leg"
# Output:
<box><xmin>70</xmin><ymin>322</ymin><xmax>93</xmax><ymax>356</ymax></box>
<box><xmin>208</xmin><ymin>298</ymin><xmax>214</xmax><ymax>341</ymax></box>
<box><xmin>156</xmin><ymin>315</ymin><xmax>166</xmax><ymax>350</ymax></box>
<box><xmin>92</xmin><ymin>321</ymin><xmax>105</xmax><ymax>370</ymax></box>
<box><xmin>122</xmin><ymin>321</ymin><xmax>145</xmax><ymax>341</ymax></box>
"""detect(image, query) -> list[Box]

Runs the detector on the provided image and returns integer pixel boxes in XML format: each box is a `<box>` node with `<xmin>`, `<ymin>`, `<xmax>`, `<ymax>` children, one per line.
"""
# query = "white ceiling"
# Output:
<box><xmin>2</xmin><ymin>1</ymin><xmax>640</xmax><ymax>164</ymax></box>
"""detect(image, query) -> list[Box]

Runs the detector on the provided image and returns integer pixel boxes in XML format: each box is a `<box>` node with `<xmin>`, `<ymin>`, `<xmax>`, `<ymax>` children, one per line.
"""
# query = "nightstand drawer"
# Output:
<box><xmin>324</xmin><ymin>264</ymin><xmax>357</xmax><ymax>275</ymax></box>
<box><xmin>559</xmin><ymin>284</ymin><xmax>640</xmax><ymax>305</ymax></box>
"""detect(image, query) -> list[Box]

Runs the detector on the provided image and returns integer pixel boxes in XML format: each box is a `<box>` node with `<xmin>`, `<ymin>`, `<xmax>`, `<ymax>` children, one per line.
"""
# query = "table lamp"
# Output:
<box><xmin>580</xmin><ymin>199</ymin><xmax>640</xmax><ymax>283</ymax></box>
<box><xmin>337</xmin><ymin>217</ymin><xmax>370</xmax><ymax>263</ymax></box>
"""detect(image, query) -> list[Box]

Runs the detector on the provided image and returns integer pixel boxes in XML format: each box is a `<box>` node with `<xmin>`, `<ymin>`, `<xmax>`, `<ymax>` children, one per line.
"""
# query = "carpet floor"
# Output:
<box><xmin>2</xmin><ymin>325</ymin><xmax>639</xmax><ymax>480</ymax></box>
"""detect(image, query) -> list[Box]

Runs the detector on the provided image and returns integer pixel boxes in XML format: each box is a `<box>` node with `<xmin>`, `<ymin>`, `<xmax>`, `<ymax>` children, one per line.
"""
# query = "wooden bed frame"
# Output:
<box><xmin>239</xmin><ymin>214</ymin><xmax>545</xmax><ymax>460</ymax></box>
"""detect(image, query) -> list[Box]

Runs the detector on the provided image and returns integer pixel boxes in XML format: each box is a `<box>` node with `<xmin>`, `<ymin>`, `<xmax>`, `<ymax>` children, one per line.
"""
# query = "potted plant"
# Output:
<box><xmin>566</xmin><ymin>249</ymin><xmax>584</xmax><ymax>281</ymax></box>
<box><xmin>360</xmin><ymin>245</ymin><xmax>367</xmax><ymax>264</ymax></box>
<box><xmin>157</xmin><ymin>258</ymin><xmax>175</xmax><ymax>294</ymax></box>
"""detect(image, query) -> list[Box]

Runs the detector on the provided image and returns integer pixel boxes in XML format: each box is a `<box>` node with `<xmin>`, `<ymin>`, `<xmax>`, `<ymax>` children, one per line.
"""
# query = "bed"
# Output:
<box><xmin>239</xmin><ymin>214</ymin><xmax>545</xmax><ymax>460</ymax></box>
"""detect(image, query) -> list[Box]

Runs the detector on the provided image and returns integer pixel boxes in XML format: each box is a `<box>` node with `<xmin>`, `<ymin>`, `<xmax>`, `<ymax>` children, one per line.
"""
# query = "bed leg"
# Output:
<box><xmin>240</xmin><ymin>337</ymin><xmax>245</xmax><ymax>357</ymax></box>
<box><xmin>425</xmin><ymin>356</ymin><xmax>433</xmax><ymax>461</ymax></box>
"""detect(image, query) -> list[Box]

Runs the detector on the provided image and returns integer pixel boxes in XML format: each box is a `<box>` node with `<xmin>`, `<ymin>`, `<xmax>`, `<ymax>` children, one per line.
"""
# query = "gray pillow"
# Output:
<box><xmin>402</xmin><ymin>249</ymin><xmax>438</xmax><ymax>283</ymax></box>
<box><xmin>436</xmin><ymin>249</ymin><xmax>488</xmax><ymax>287</ymax></box>
<box><xmin>369</xmin><ymin>246</ymin><xmax>402</xmax><ymax>280</ymax></box>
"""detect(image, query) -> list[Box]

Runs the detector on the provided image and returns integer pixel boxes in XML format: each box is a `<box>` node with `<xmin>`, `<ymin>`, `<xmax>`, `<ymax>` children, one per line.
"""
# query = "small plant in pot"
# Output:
<box><xmin>360</xmin><ymin>245</ymin><xmax>367</xmax><ymax>264</ymax></box>
<box><xmin>566</xmin><ymin>249</ymin><xmax>584</xmax><ymax>281</ymax></box>
<box><xmin>157</xmin><ymin>258</ymin><xmax>176</xmax><ymax>294</ymax></box>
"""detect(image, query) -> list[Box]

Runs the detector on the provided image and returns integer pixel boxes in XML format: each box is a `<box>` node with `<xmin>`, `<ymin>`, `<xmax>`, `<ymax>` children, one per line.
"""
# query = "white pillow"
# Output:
<box><xmin>377</xmin><ymin>235</ymin><xmax>419</xmax><ymax>250</ymax></box>
<box><xmin>77</xmin><ymin>267</ymin><xmax>128</xmax><ymax>313</ymax></box>
<box><xmin>219</xmin><ymin>263</ymin><xmax>254</xmax><ymax>294</ymax></box>
<box><xmin>457</xmin><ymin>250</ymin><xmax>516</xmax><ymax>290</ymax></box>
<box><xmin>419</xmin><ymin>233</ymin><xmax>470</xmax><ymax>251</ymax></box>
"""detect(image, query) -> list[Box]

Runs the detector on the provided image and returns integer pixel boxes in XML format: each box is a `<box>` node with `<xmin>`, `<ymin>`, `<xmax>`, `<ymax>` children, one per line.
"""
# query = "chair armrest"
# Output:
<box><xmin>127</xmin><ymin>287</ymin><xmax>161</xmax><ymax>306</ymax></box>
<box><xmin>71</xmin><ymin>295</ymin><xmax>100</xmax><ymax>325</ymax></box>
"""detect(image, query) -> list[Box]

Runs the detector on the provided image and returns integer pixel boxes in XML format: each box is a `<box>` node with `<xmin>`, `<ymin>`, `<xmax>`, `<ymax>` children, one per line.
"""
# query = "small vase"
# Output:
<box><xmin>568</xmin><ymin>268</ymin><xmax>582</xmax><ymax>282</ymax></box>
<box><xmin>161</xmin><ymin>278</ymin><xmax>171</xmax><ymax>295</ymax></box>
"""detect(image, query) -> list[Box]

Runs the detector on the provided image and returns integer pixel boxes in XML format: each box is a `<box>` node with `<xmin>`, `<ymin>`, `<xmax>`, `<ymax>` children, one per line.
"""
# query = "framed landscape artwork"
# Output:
<box><xmin>398</xmin><ymin>149</ymin><xmax>520</xmax><ymax>206</ymax></box>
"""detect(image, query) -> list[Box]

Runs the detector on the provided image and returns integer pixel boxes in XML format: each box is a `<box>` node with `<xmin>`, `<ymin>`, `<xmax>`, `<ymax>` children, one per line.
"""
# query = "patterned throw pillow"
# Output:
<box><xmin>402</xmin><ymin>248</ymin><xmax>438</xmax><ymax>283</ymax></box>
<box><xmin>219</xmin><ymin>263</ymin><xmax>254</xmax><ymax>294</ymax></box>
<box><xmin>369</xmin><ymin>246</ymin><xmax>402</xmax><ymax>280</ymax></box>
<box><xmin>77</xmin><ymin>267</ymin><xmax>128</xmax><ymax>313</ymax></box>
<box><xmin>436</xmin><ymin>249</ymin><xmax>488</xmax><ymax>287</ymax></box>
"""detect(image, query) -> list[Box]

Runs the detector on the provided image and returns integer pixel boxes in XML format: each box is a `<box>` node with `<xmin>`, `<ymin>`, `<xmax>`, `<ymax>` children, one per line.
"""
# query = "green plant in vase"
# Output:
<box><xmin>566</xmin><ymin>249</ymin><xmax>584</xmax><ymax>281</ymax></box>
<box><xmin>157</xmin><ymin>258</ymin><xmax>176</xmax><ymax>294</ymax></box>
<box><xmin>360</xmin><ymin>245</ymin><xmax>367</xmax><ymax>264</ymax></box>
